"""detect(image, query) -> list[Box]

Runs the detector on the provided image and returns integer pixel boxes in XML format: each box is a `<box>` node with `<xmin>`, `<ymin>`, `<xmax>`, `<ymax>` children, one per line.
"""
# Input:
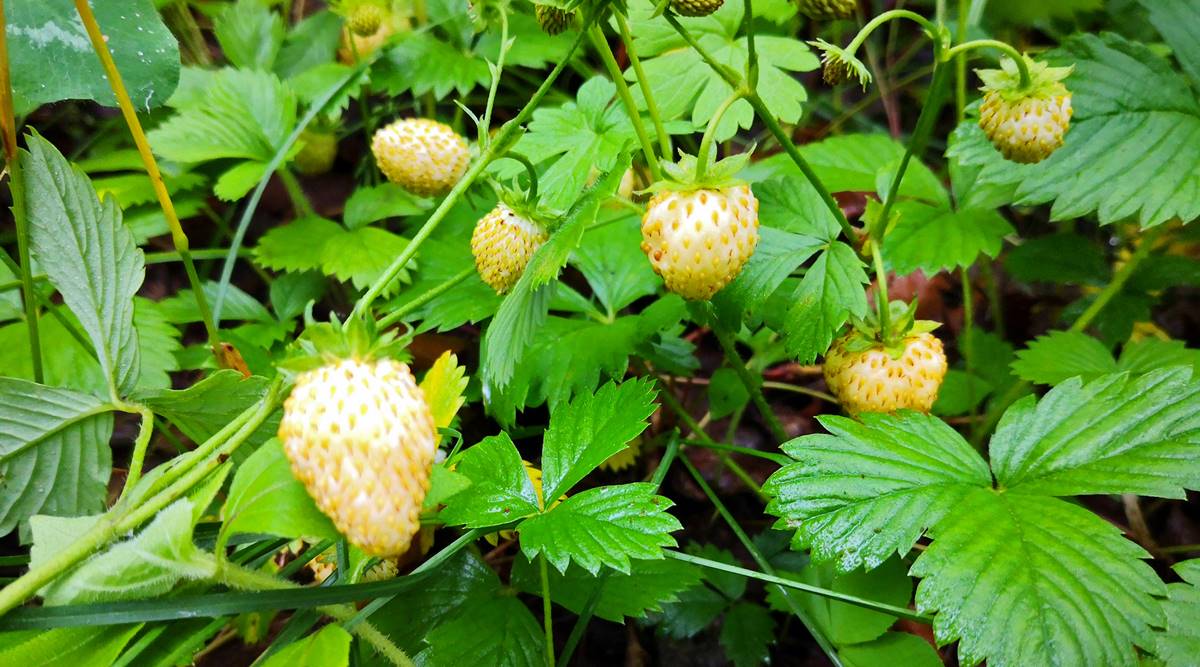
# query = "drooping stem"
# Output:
<box><xmin>506</xmin><ymin>152</ymin><xmax>540</xmax><ymax>202</ymax></box>
<box><xmin>707</xmin><ymin>310</ymin><xmax>789</xmax><ymax>444</ymax></box>
<box><xmin>845</xmin><ymin>9</ymin><xmax>939</xmax><ymax>55</ymax></box>
<box><xmin>73</xmin><ymin>0</ymin><xmax>221</xmax><ymax>355</ymax></box>
<box><xmin>588</xmin><ymin>24</ymin><xmax>663</xmax><ymax>182</ymax></box>
<box><xmin>662</xmin><ymin>14</ymin><xmax>856</xmax><ymax>240</ymax></box>
<box><xmin>352</xmin><ymin>23</ymin><xmax>594</xmax><ymax>320</ymax></box>
<box><xmin>679</xmin><ymin>456</ymin><xmax>845</xmax><ymax>667</ymax></box>
<box><xmin>614</xmin><ymin>12</ymin><xmax>671</xmax><ymax>159</ymax></box>
<box><xmin>695</xmin><ymin>90</ymin><xmax>744</xmax><ymax>181</ymax></box>
<box><xmin>119</xmin><ymin>405</ymin><xmax>156</xmax><ymax>497</ymax></box>
<box><xmin>942</xmin><ymin>39</ymin><xmax>1031</xmax><ymax>90</ymax></box>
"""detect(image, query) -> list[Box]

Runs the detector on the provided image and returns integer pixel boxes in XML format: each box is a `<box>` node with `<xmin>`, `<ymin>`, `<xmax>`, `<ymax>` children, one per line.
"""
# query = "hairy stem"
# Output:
<box><xmin>695</xmin><ymin>91</ymin><xmax>744</xmax><ymax>181</ymax></box>
<box><xmin>614</xmin><ymin>12</ymin><xmax>671</xmax><ymax>159</ymax></box>
<box><xmin>942</xmin><ymin>39</ymin><xmax>1031</xmax><ymax>89</ymax></box>
<box><xmin>377</xmin><ymin>266</ymin><xmax>474</xmax><ymax>328</ymax></box>
<box><xmin>708</xmin><ymin>311</ymin><xmax>789</xmax><ymax>444</ymax></box>
<box><xmin>588</xmin><ymin>24</ymin><xmax>663</xmax><ymax>182</ymax></box>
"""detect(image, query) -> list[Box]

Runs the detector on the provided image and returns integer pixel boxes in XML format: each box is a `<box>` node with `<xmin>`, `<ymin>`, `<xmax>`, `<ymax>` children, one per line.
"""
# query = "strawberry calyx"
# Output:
<box><xmin>809</xmin><ymin>39</ymin><xmax>872</xmax><ymax>88</ymax></box>
<box><xmin>977</xmin><ymin>54</ymin><xmax>1073</xmax><ymax>102</ymax></box>
<box><xmin>841</xmin><ymin>299</ymin><xmax>940</xmax><ymax>358</ymax></box>
<box><xmin>641</xmin><ymin>150</ymin><xmax>750</xmax><ymax>196</ymax></box>
<box><xmin>279</xmin><ymin>314</ymin><xmax>413</xmax><ymax>375</ymax></box>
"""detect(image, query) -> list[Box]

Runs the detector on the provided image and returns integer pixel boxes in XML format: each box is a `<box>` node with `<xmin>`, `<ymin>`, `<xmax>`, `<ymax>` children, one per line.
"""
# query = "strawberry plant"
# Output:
<box><xmin>0</xmin><ymin>0</ymin><xmax>1198</xmax><ymax>665</ymax></box>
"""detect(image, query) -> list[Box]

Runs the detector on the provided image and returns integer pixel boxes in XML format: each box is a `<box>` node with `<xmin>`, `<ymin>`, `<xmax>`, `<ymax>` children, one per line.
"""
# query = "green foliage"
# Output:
<box><xmin>0</xmin><ymin>379</ymin><xmax>113</xmax><ymax>536</ymax></box>
<box><xmin>766</xmin><ymin>368</ymin><xmax>1200</xmax><ymax>666</ymax></box>
<box><xmin>0</xmin><ymin>625</ymin><xmax>142</xmax><ymax>667</ymax></box>
<box><xmin>6</xmin><ymin>0</ymin><xmax>179</xmax><ymax>113</ymax></box>
<box><xmin>948</xmin><ymin>33</ymin><xmax>1200</xmax><ymax>228</ymax></box>
<box><xmin>221</xmin><ymin>439</ymin><xmax>339</xmax><ymax>543</ymax></box>
<box><xmin>1154</xmin><ymin>559</ymin><xmax>1200</xmax><ymax>666</ymax></box>
<box><xmin>254</xmin><ymin>216</ymin><xmax>413</xmax><ymax>292</ymax></box>
<box><xmin>511</xmin><ymin>556</ymin><xmax>704</xmax><ymax>622</ymax></box>
<box><xmin>23</xmin><ymin>133</ymin><xmax>145</xmax><ymax>398</ymax></box>
<box><xmin>781</xmin><ymin>241</ymin><xmax>870</xmax><ymax>364</ymax></box>
<box><xmin>883</xmin><ymin>202</ymin><xmax>1013</xmax><ymax>275</ymax></box>
<box><xmin>214</xmin><ymin>0</ymin><xmax>286</xmax><ymax>71</ymax></box>
<box><xmin>260</xmin><ymin>625</ymin><xmax>351</xmax><ymax>667</ymax></box>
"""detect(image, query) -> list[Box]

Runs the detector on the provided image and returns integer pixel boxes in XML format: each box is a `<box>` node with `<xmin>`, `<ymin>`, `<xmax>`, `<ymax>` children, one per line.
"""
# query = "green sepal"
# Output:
<box><xmin>276</xmin><ymin>312</ymin><xmax>413</xmax><ymax>374</ymax></box>
<box><xmin>641</xmin><ymin>150</ymin><xmax>751</xmax><ymax>195</ymax></box>
<box><xmin>496</xmin><ymin>183</ymin><xmax>559</xmax><ymax>233</ymax></box>
<box><xmin>809</xmin><ymin>39</ymin><xmax>872</xmax><ymax>89</ymax></box>
<box><xmin>976</xmin><ymin>55</ymin><xmax>1073</xmax><ymax>101</ymax></box>
<box><xmin>840</xmin><ymin>300</ymin><xmax>939</xmax><ymax>357</ymax></box>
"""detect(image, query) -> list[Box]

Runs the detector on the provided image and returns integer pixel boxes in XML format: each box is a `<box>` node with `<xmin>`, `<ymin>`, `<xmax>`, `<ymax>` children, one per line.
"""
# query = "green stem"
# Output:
<box><xmin>667</xmin><ymin>551</ymin><xmax>930</xmax><ymax>622</ymax></box>
<box><xmin>0</xmin><ymin>0</ymin><xmax>41</xmax><ymax>383</ymax></box>
<box><xmin>942</xmin><ymin>39</ymin><xmax>1030</xmax><ymax>89</ymax></box>
<box><xmin>506</xmin><ymin>152</ymin><xmax>540</xmax><ymax>202</ymax></box>
<box><xmin>741</xmin><ymin>0</ymin><xmax>758</xmax><ymax>88</ymax></box>
<box><xmin>481</xmin><ymin>10</ymin><xmax>509</xmax><ymax>142</ymax></box>
<box><xmin>377</xmin><ymin>266</ymin><xmax>474</xmax><ymax>328</ymax></box>
<box><xmin>212</xmin><ymin>559</ymin><xmax>414</xmax><ymax>667</ymax></box>
<box><xmin>678</xmin><ymin>457</ymin><xmax>845</xmax><ymax>667</ymax></box>
<box><xmin>276</xmin><ymin>167</ymin><xmax>314</xmax><ymax>218</ymax></box>
<box><xmin>869</xmin><ymin>240</ymin><xmax>893</xmax><ymax>343</ymax></box>
<box><xmin>650</xmin><ymin>431</ymin><xmax>681</xmax><ymax>489</ymax></box>
<box><xmin>960</xmin><ymin>266</ymin><xmax>978</xmax><ymax>418</ymax></box>
<box><xmin>682</xmin><ymin>439</ymin><xmax>791</xmax><ymax>465</ymax></box>
<box><xmin>845</xmin><ymin>10</ymin><xmax>939</xmax><ymax>55</ymax></box>
<box><xmin>555</xmin><ymin>570</ymin><xmax>607</xmax><ymax>667</ymax></box>
<box><xmin>614</xmin><ymin>12</ymin><xmax>671</xmax><ymax>159</ymax></box>
<box><xmin>588</xmin><ymin>24</ymin><xmax>663</xmax><ymax>182</ymax></box>
<box><xmin>119</xmin><ymin>405</ymin><xmax>156</xmax><ymax>498</ymax></box>
<box><xmin>762</xmin><ymin>381</ymin><xmax>838</xmax><ymax>404</ymax></box>
<box><xmin>695</xmin><ymin>90</ymin><xmax>744</xmax><ymax>182</ymax></box>
<box><xmin>352</xmin><ymin>23</ymin><xmax>593</xmax><ymax>320</ymax></box>
<box><xmin>955</xmin><ymin>0</ymin><xmax>971</xmax><ymax>122</ymax></box>
<box><xmin>73</xmin><ymin>0</ymin><xmax>221</xmax><ymax>355</ymax></box>
<box><xmin>539</xmin><ymin>555</ymin><xmax>555</xmax><ymax>667</ymax></box>
<box><xmin>708</xmin><ymin>311</ymin><xmax>789</xmax><ymax>444</ymax></box>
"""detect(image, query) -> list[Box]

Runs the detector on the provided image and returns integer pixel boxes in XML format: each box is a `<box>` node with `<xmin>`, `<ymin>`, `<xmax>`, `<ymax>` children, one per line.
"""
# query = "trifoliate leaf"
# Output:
<box><xmin>519</xmin><ymin>483</ymin><xmax>682</xmax><ymax>574</ymax></box>
<box><xmin>510</xmin><ymin>556</ymin><xmax>705</xmax><ymax>623</ymax></box>
<box><xmin>254</xmin><ymin>216</ymin><xmax>413</xmax><ymax>292</ymax></box>
<box><xmin>948</xmin><ymin>33</ymin><xmax>1200</xmax><ymax>228</ymax></box>
<box><xmin>439</xmin><ymin>433</ymin><xmax>540</xmax><ymax>528</ymax></box>
<box><xmin>628</xmin><ymin>2</ymin><xmax>816</xmax><ymax>141</ymax></box>
<box><xmin>0</xmin><ymin>379</ymin><xmax>113</xmax><ymax>536</ymax></box>
<box><xmin>764</xmin><ymin>412</ymin><xmax>992</xmax><ymax>571</ymax></box>
<box><xmin>23</xmin><ymin>132</ymin><xmax>144</xmax><ymax>398</ymax></box>
<box><xmin>221</xmin><ymin>438</ymin><xmax>339</xmax><ymax>543</ymax></box>
<box><xmin>912</xmin><ymin>487</ymin><xmax>1163</xmax><ymax>667</ymax></box>
<box><xmin>990</xmin><ymin>367</ymin><xmax>1200</xmax><ymax>498</ymax></box>
<box><xmin>719</xmin><ymin>602</ymin><xmax>776</xmax><ymax>667</ymax></box>
<box><xmin>752</xmin><ymin>178</ymin><xmax>841</xmax><ymax>240</ymax></box>
<box><xmin>883</xmin><ymin>202</ymin><xmax>1013</xmax><ymax>275</ymax></box>
<box><xmin>1011</xmin><ymin>330</ymin><xmax>1119</xmax><ymax>385</ymax></box>
<box><xmin>1154</xmin><ymin>559</ymin><xmax>1200</xmax><ymax>666</ymax></box>
<box><xmin>540</xmin><ymin>378</ymin><xmax>657</xmax><ymax>501</ymax></box>
<box><xmin>781</xmin><ymin>242</ymin><xmax>870</xmax><ymax>364</ymax></box>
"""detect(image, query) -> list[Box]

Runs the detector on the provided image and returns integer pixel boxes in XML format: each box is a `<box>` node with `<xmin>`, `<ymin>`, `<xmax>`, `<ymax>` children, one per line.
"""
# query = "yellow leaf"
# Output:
<box><xmin>419</xmin><ymin>351</ymin><xmax>469</xmax><ymax>444</ymax></box>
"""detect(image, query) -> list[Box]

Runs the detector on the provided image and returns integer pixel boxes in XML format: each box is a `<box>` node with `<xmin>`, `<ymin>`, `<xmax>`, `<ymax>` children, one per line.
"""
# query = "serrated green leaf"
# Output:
<box><xmin>913</xmin><ymin>488</ymin><xmax>1163</xmax><ymax>667</ymax></box>
<box><xmin>387</xmin><ymin>236</ymin><xmax>501</xmax><ymax>332</ymax></box>
<box><xmin>440</xmin><ymin>433</ymin><xmax>539</xmax><ymax>528</ymax></box>
<box><xmin>883</xmin><ymin>202</ymin><xmax>1013</xmax><ymax>274</ymax></box>
<box><xmin>541</xmin><ymin>378</ymin><xmax>657</xmax><ymax>500</ymax></box>
<box><xmin>948</xmin><ymin>33</ymin><xmax>1200</xmax><ymax>228</ymax></box>
<box><xmin>214</xmin><ymin>0</ymin><xmax>284</xmax><ymax>71</ymax></box>
<box><xmin>159</xmin><ymin>280</ymin><xmax>272</xmax><ymax>324</ymax></box>
<box><xmin>343</xmin><ymin>183</ymin><xmax>429</xmax><ymax>230</ymax></box>
<box><xmin>7</xmin><ymin>0</ymin><xmax>178</xmax><ymax>113</ymax></box>
<box><xmin>520</xmin><ymin>482</ymin><xmax>681</xmax><ymax>574</ymax></box>
<box><xmin>786</xmin><ymin>557</ymin><xmax>912</xmax><ymax>646</ymax></box>
<box><xmin>0</xmin><ymin>625</ymin><xmax>141</xmax><ymax>667</ymax></box>
<box><xmin>425</xmin><ymin>594</ymin><xmax>544</xmax><ymax>667</ymax></box>
<box><xmin>269</xmin><ymin>271</ymin><xmax>327</xmax><ymax>322</ymax></box>
<box><xmin>254</xmin><ymin>216</ymin><xmax>413</xmax><ymax>291</ymax></box>
<box><xmin>1004</xmin><ymin>233</ymin><xmax>1110</xmax><ymax>285</ymax></box>
<box><xmin>1136</xmin><ymin>0</ymin><xmax>1200</xmax><ymax>87</ymax></box>
<box><xmin>136</xmin><ymin>370</ymin><xmax>271</xmax><ymax>446</ymax></box>
<box><xmin>629</xmin><ymin>3</ymin><xmax>816</xmax><ymax>141</ymax></box>
<box><xmin>221</xmin><ymin>438</ymin><xmax>339</xmax><ymax>543</ymax></box>
<box><xmin>1118</xmin><ymin>339</ymin><xmax>1200</xmax><ymax>375</ymax></box>
<box><xmin>375</xmin><ymin>33</ymin><xmax>491</xmax><ymax>99</ymax></box>
<box><xmin>132</xmin><ymin>298</ymin><xmax>181</xmax><ymax>393</ymax></box>
<box><xmin>1011</xmin><ymin>330</ymin><xmax>1119</xmax><ymax>385</ymax></box>
<box><xmin>656</xmin><ymin>585</ymin><xmax>729</xmax><ymax>638</ymax></box>
<box><xmin>23</xmin><ymin>132</ymin><xmax>144</xmax><ymax>398</ymax></box>
<box><xmin>260</xmin><ymin>625</ymin><xmax>350</xmax><ymax>667</ymax></box>
<box><xmin>719</xmin><ymin>602</ymin><xmax>776</xmax><ymax>667</ymax></box>
<box><xmin>839</xmin><ymin>632</ymin><xmax>943</xmax><ymax>667</ymax></box>
<box><xmin>511</xmin><ymin>556</ymin><xmax>706</xmax><ymax>623</ymax></box>
<box><xmin>570</xmin><ymin>213</ymin><xmax>659</xmax><ymax>314</ymax></box>
<box><xmin>782</xmin><ymin>242</ymin><xmax>869</xmax><ymax>364</ymax></box>
<box><xmin>752</xmin><ymin>134</ymin><xmax>943</xmax><ymax>203</ymax></box>
<box><xmin>931</xmin><ymin>370</ymin><xmax>993</xmax><ymax>417</ymax></box>
<box><xmin>39</xmin><ymin>498</ymin><xmax>215</xmax><ymax>605</ymax></box>
<box><xmin>712</xmin><ymin>226</ymin><xmax>824</xmax><ymax>327</ymax></box>
<box><xmin>990</xmin><ymin>368</ymin><xmax>1200</xmax><ymax>498</ymax></box>
<box><xmin>0</xmin><ymin>379</ymin><xmax>113</xmax><ymax>536</ymax></box>
<box><xmin>764</xmin><ymin>412</ymin><xmax>991</xmax><ymax>571</ymax></box>
<box><xmin>1154</xmin><ymin>559</ymin><xmax>1200</xmax><ymax>666</ymax></box>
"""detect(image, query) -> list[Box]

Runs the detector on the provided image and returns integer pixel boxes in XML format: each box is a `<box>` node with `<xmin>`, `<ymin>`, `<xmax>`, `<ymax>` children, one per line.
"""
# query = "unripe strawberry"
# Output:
<box><xmin>797</xmin><ymin>0</ymin><xmax>856</xmax><ymax>20</ymax></box>
<box><xmin>976</xmin><ymin>56</ymin><xmax>1074</xmax><ymax>164</ymax></box>
<box><xmin>279</xmin><ymin>358</ymin><xmax>437</xmax><ymax>557</ymax></box>
<box><xmin>979</xmin><ymin>92</ymin><xmax>1072</xmax><ymax>164</ymax></box>
<box><xmin>641</xmin><ymin>185</ymin><xmax>759</xmax><ymax>301</ymax></box>
<box><xmin>534</xmin><ymin>5</ymin><xmax>574</xmax><ymax>35</ymax></box>
<box><xmin>823</xmin><ymin>332</ymin><xmax>947</xmax><ymax>416</ymax></box>
<box><xmin>471</xmin><ymin>203</ymin><xmax>548</xmax><ymax>294</ymax></box>
<box><xmin>672</xmin><ymin>0</ymin><xmax>724</xmax><ymax>17</ymax></box>
<box><xmin>371</xmin><ymin>118</ymin><xmax>470</xmax><ymax>197</ymax></box>
<box><xmin>293</xmin><ymin>129</ymin><xmax>337</xmax><ymax>175</ymax></box>
<box><xmin>337</xmin><ymin>19</ymin><xmax>395</xmax><ymax>64</ymax></box>
<box><xmin>348</xmin><ymin>3</ymin><xmax>386</xmax><ymax>36</ymax></box>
